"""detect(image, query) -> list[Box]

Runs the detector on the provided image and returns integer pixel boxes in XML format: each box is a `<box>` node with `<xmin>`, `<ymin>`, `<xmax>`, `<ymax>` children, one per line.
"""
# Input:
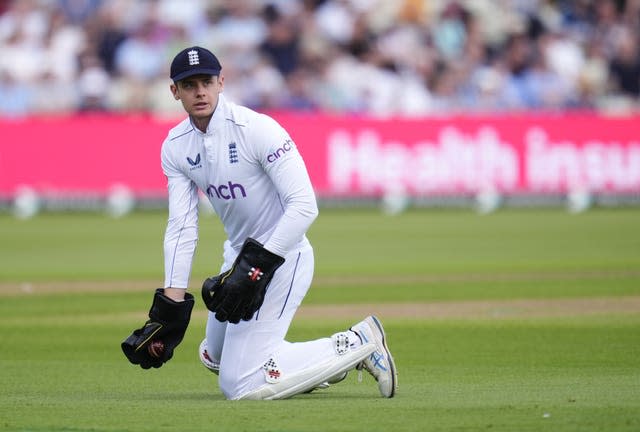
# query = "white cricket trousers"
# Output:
<box><xmin>205</xmin><ymin>242</ymin><xmax>337</xmax><ymax>399</ymax></box>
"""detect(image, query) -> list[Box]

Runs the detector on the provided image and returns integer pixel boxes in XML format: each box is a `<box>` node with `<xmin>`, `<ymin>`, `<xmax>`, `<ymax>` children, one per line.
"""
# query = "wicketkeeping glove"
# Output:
<box><xmin>121</xmin><ymin>288</ymin><xmax>194</xmax><ymax>369</ymax></box>
<box><xmin>202</xmin><ymin>238</ymin><xmax>285</xmax><ymax>324</ymax></box>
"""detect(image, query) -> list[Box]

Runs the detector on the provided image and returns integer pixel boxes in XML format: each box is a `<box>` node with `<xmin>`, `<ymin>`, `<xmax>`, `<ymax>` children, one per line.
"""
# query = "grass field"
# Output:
<box><xmin>1</xmin><ymin>208</ymin><xmax>639</xmax><ymax>431</ymax></box>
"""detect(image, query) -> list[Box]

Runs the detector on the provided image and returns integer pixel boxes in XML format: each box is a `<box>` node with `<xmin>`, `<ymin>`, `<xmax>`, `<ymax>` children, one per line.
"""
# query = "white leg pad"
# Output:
<box><xmin>234</xmin><ymin>337</ymin><xmax>376</xmax><ymax>400</ymax></box>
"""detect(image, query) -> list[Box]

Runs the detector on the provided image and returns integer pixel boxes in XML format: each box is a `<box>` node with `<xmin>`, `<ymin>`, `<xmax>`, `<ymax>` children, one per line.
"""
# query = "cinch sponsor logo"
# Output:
<box><xmin>267</xmin><ymin>139</ymin><xmax>294</xmax><ymax>163</ymax></box>
<box><xmin>206</xmin><ymin>181</ymin><xmax>247</xmax><ymax>200</ymax></box>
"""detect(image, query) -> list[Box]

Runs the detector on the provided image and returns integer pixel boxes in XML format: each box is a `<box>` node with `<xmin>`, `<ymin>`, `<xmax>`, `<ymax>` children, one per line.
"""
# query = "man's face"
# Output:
<box><xmin>170</xmin><ymin>74</ymin><xmax>224</xmax><ymax>120</ymax></box>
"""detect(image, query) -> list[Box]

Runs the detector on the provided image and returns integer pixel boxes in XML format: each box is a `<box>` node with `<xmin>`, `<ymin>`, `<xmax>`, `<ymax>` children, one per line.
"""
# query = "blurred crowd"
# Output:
<box><xmin>1</xmin><ymin>0</ymin><xmax>639</xmax><ymax>118</ymax></box>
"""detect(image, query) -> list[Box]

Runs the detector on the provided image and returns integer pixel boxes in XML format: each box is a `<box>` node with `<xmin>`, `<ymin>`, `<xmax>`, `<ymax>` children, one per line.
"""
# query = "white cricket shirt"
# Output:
<box><xmin>161</xmin><ymin>94</ymin><xmax>318</xmax><ymax>288</ymax></box>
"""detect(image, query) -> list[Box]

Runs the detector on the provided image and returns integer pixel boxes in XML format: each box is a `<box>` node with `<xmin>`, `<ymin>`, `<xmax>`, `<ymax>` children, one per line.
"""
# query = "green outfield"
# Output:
<box><xmin>1</xmin><ymin>208</ymin><xmax>639</xmax><ymax>431</ymax></box>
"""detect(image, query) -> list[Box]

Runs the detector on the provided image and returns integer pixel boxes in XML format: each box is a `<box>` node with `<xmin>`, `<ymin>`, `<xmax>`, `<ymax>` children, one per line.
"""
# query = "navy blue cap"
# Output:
<box><xmin>170</xmin><ymin>46</ymin><xmax>222</xmax><ymax>82</ymax></box>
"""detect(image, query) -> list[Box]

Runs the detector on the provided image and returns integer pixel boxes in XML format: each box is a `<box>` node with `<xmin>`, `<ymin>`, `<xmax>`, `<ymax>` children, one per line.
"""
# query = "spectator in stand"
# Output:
<box><xmin>57</xmin><ymin>0</ymin><xmax>101</xmax><ymax>25</ymax></box>
<box><xmin>211</xmin><ymin>0</ymin><xmax>267</xmax><ymax>69</ymax></box>
<box><xmin>113</xmin><ymin>17</ymin><xmax>168</xmax><ymax>81</ymax></box>
<box><xmin>111</xmin><ymin>15</ymin><xmax>171</xmax><ymax>111</ymax></box>
<box><xmin>0</xmin><ymin>9</ymin><xmax>49</xmax><ymax>85</ymax></box>
<box><xmin>86</xmin><ymin>6</ymin><xmax>128</xmax><ymax>75</ymax></box>
<box><xmin>0</xmin><ymin>70</ymin><xmax>33</xmax><ymax>116</ymax></box>
<box><xmin>608</xmin><ymin>26</ymin><xmax>640</xmax><ymax>100</ymax></box>
<box><xmin>497</xmin><ymin>31</ymin><xmax>535</xmax><ymax>110</ymax></box>
<box><xmin>280</xmin><ymin>67</ymin><xmax>318</xmax><ymax>111</ymax></box>
<box><xmin>77</xmin><ymin>51</ymin><xmax>112</xmax><ymax>112</ymax></box>
<box><xmin>259</xmin><ymin>3</ymin><xmax>300</xmax><ymax>77</ymax></box>
<box><xmin>525</xmin><ymin>39</ymin><xmax>576</xmax><ymax>110</ymax></box>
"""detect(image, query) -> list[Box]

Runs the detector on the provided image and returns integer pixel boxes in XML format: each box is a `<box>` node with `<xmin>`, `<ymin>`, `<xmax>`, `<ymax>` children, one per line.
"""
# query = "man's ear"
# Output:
<box><xmin>218</xmin><ymin>75</ymin><xmax>225</xmax><ymax>92</ymax></box>
<box><xmin>170</xmin><ymin>83</ymin><xmax>180</xmax><ymax>100</ymax></box>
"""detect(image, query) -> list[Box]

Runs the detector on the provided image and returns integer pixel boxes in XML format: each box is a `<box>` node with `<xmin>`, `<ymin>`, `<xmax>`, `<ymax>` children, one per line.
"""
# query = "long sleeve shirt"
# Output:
<box><xmin>160</xmin><ymin>94</ymin><xmax>318</xmax><ymax>288</ymax></box>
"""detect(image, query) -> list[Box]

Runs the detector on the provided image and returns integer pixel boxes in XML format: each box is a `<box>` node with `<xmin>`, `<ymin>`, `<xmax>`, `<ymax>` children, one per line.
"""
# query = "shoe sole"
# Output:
<box><xmin>367</xmin><ymin>315</ymin><xmax>397</xmax><ymax>398</ymax></box>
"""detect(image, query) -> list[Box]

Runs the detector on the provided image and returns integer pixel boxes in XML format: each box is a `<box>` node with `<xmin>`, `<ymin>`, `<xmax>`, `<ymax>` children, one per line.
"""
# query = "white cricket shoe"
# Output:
<box><xmin>350</xmin><ymin>315</ymin><xmax>397</xmax><ymax>398</ymax></box>
<box><xmin>199</xmin><ymin>338</ymin><xmax>220</xmax><ymax>375</ymax></box>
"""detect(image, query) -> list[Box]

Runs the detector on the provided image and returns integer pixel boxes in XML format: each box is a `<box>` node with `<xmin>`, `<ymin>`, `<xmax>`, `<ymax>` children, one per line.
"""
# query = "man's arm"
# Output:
<box><xmin>255</xmin><ymin>116</ymin><xmax>319</xmax><ymax>256</ymax></box>
<box><xmin>120</xmin><ymin>141</ymin><xmax>199</xmax><ymax>367</ymax></box>
<box><xmin>162</xmin><ymin>144</ymin><xmax>200</xmax><ymax>289</ymax></box>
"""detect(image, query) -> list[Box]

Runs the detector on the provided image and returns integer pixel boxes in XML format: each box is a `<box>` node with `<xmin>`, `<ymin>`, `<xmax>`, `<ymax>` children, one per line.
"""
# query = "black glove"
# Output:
<box><xmin>202</xmin><ymin>238</ymin><xmax>285</xmax><ymax>324</ymax></box>
<box><xmin>121</xmin><ymin>288</ymin><xmax>194</xmax><ymax>369</ymax></box>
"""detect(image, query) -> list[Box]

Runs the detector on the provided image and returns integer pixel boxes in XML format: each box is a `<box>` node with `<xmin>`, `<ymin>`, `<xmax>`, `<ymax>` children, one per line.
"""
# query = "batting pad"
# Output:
<box><xmin>233</xmin><ymin>334</ymin><xmax>376</xmax><ymax>400</ymax></box>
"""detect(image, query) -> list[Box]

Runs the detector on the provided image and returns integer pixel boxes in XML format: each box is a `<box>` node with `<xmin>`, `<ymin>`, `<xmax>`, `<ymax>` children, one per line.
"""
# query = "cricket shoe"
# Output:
<box><xmin>199</xmin><ymin>338</ymin><xmax>220</xmax><ymax>375</ymax></box>
<box><xmin>350</xmin><ymin>315</ymin><xmax>397</xmax><ymax>398</ymax></box>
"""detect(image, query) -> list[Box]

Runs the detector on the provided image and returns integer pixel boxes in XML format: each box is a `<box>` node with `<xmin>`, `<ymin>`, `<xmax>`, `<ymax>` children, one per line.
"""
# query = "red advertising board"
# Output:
<box><xmin>1</xmin><ymin>112</ymin><xmax>639</xmax><ymax>197</ymax></box>
<box><xmin>0</xmin><ymin>115</ymin><xmax>169</xmax><ymax>196</ymax></box>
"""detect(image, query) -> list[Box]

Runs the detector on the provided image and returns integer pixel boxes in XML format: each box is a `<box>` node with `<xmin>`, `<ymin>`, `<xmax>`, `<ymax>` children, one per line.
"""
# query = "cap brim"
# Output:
<box><xmin>171</xmin><ymin>68</ymin><xmax>221</xmax><ymax>82</ymax></box>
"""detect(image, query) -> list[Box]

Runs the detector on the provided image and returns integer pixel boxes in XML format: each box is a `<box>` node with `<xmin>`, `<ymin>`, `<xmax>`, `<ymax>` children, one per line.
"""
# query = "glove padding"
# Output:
<box><xmin>202</xmin><ymin>238</ymin><xmax>285</xmax><ymax>324</ymax></box>
<box><xmin>121</xmin><ymin>288</ymin><xmax>194</xmax><ymax>369</ymax></box>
